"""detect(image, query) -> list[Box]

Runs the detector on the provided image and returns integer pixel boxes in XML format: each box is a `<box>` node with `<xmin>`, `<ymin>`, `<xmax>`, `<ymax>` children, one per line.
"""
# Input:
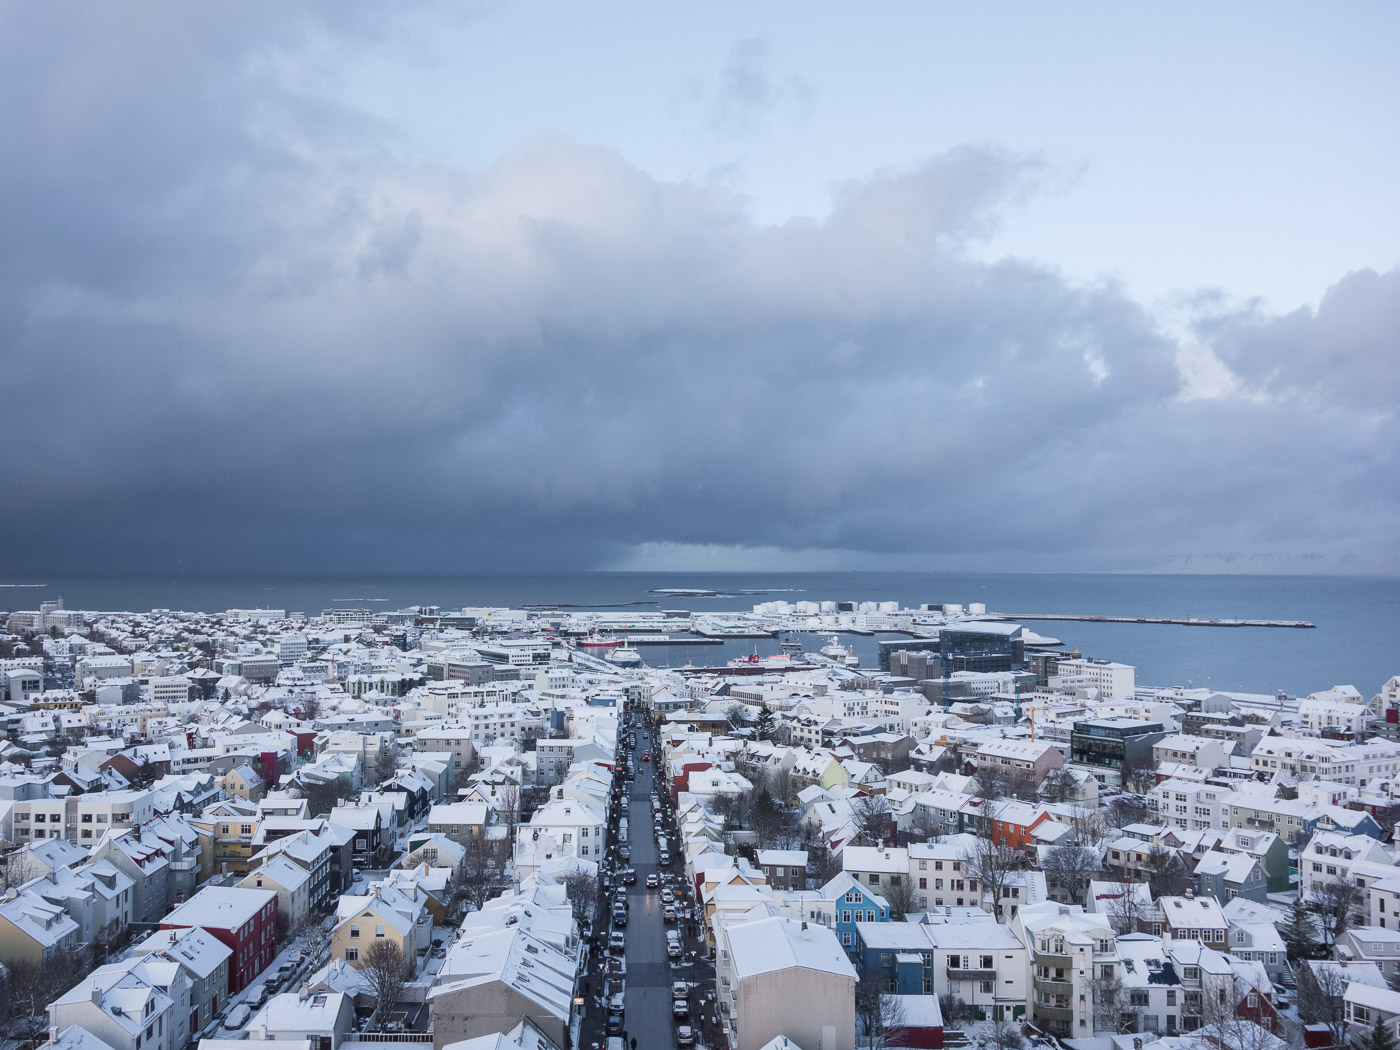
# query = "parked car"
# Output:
<box><xmin>672</xmin><ymin>999</ymin><xmax>690</xmax><ymax>1020</ymax></box>
<box><xmin>664</xmin><ymin>905</ymin><xmax>678</xmax><ymax>923</ymax></box>
<box><xmin>667</xmin><ymin>941</ymin><xmax>683</xmax><ymax>960</ymax></box>
<box><xmin>225</xmin><ymin>1004</ymin><xmax>251</xmax><ymax>1030</ymax></box>
<box><xmin>676</xmin><ymin>1026</ymin><xmax>695</xmax><ymax>1048</ymax></box>
<box><xmin>622</xmin><ymin>868</ymin><xmax>637</xmax><ymax>884</ymax></box>
<box><xmin>609</xmin><ymin>930</ymin><xmax>626</xmax><ymax>951</ymax></box>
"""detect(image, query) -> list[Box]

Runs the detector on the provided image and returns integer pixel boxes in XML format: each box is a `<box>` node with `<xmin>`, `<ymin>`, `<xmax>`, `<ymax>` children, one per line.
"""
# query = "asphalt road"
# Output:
<box><xmin>623</xmin><ymin>731</ymin><xmax>684</xmax><ymax>1050</ymax></box>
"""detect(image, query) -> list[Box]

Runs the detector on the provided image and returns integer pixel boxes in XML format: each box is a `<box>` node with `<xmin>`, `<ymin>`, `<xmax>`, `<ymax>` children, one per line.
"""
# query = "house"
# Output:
<box><xmin>331</xmin><ymin>883</ymin><xmax>430</xmax><ymax>972</ymax></box>
<box><xmin>513</xmin><ymin>798</ymin><xmax>605</xmax><ymax>881</ymax></box>
<box><xmin>821</xmin><ymin>872</ymin><xmax>890</xmax><ymax>955</ymax></box>
<box><xmin>757</xmin><ymin>849</ymin><xmax>809</xmax><ymax>892</ymax></box>
<box><xmin>1344</xmin><ymin>982</ymin><xmax>1400</xmax><ymax>1044</ymax></box>
<box><xmin>1116</xmin><ymin>932</ymin><xmax>1184</xmax><ymax>1035</ymax></box>
<box><xmin>47</xmin><ymin>960</ymin><xmax>188</xmax><ymax>1050</ymax></box>
<box><xmin>426</xmin><ymin>802</ymin><xmax>490</xmax><ymax>846</ymax></box>
<box><xmin>161</xmin><ymin>886</ymin><xmax>277</xmax><ymax>993</ymax></box>
<box><xmin>719</xmin><ymin>915</ymin><xmax>857</xmax><ymax>1050</ymax></box>
<box><xmin>239</xmin><ymin>853</ymin><xmax>314</xmax><ymax>931</ymax></box>
<box><xmin>249</xmin><ymin>989</ymin><xmax>356</xmax><ymax>1048</ymax></box>
<box><xmin>973</xmin><ymin>740</ymin><xmax>1064</xmax><ymax>788</ymax></box>
<box><xmin>855</xmin><ymin>920</ymin><xmax>1027</xmax><ymax>1022</ymax></box>
<box><xmin>1337</xmin><ymin>927</ymin><xmax>1400</xmax><ymax>980</ymax></box>
<box><xmin>1194</xmin><ymin>851</ymin><xmax>1267</xmax><ymax>904</ymax></box>
<box><xmin>0</xmin><ymin>888</ymin><xmax>82</xmax><ymax>966</ymax></box>
<box><xmin>429</xmin><ymin>925</ymin><xmax>579</xmax><ymax>1050</ymax></box>
<box><xmin>1014</xmin><ymin>901</ymin><xmax>1120</xmax><ymax>1038</ymax></box>
<box><xmin>221</xmin><ymin>764</ymin><xmax>266</xmax><ymax>803</ymax></box>
<box><xmin>885</xmin><ymin>994</ymin><xmax>944</xmax><ymax>1050</ymax></box>
<box><xmin>129</xmin><ymin>925</ymin><xmax>233</xmax><ymax>1031</ymax></box>
<box><xmin>1158</xmin><ymin>895</ymin><xmax>1230</xmax><ymax>948</ymax></box>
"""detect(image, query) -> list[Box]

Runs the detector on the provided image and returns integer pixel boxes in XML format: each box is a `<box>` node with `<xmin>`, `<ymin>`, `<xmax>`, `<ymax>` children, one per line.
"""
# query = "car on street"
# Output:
<box><xmin>646</xmin><ymin>873</ymin><xmax>659</xmax><ymax>888</ymax></box>
<box><xmin>642</xmin><ymin>753</ymin><xmax>651</xmax><ymax>761</ymax></box>
<box><xmin>225</xmin><ymin>1004</ymin><xmax>251</xmax><ymax>1031</ymax></box>
<box><xmin>667</xmin><ymin>940</ymin><xmax>682</xmax><ymax>960</ymax></box>
<box><xmin>659</xmin><ymin>849</ymin><xmax>671</xmax><ymax>866</ymax></box>
<box><xmin>672</xmin><ymin>999</ymin><xmax>690</xmax><ymax>1020</ymax></box>
<box><xmin>619</xmin><ymin>845</ymin><xmax>631</xmax><ymax>861</ymax></box>
<box><xmin>622</xmin><ymin>868</ymin><xmax>636</xmax><ymax>884</ymax></box>
<box><xmin>660</xmin><ymin>889</ymin><xmax>675</xmax><ymax>904</ymax></box>
<box><xmin>606</xmin><ymin>1010</ymin><xmax>625</xmax><ymax>1036</ymax></box>
<box><xmin>664</xmin><ymin>905</ymin><xmax>678</xmax><ymax>923</ymax></box>
<box><xmin>609</xmin><ymin>931</ymin><xmax>626</xmax><ymax>951</ymax></box>
<box><xmin>612</xmin><ymin>907</ymin><xmax>627</xmax><ymax>927</ymax></box>
<box><xmin>675</xmin><ymin>1026</ymin><xmax>695</xmax><ymax>1048</ymax></box>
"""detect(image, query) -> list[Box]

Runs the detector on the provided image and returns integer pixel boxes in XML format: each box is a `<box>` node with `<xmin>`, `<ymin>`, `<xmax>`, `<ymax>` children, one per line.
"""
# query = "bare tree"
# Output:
<box><xmin>769</xmin><ymin>768</ymin><xmax>796</xmax><ymax>807</ymax></box>
<box><xmin>299</xmin><ymin>694</ymin><xmax>322</xmax><ymax>722</ymax></box>
<box><xmin>296</xmin><ymin>913</ymin><xmax>336</xmax><ymax>969</ymax></box>
<box><xmin>451</xmin><ymin>835</ymin><xmax>505</xmax><ymax>915</ymax></box>
<box><xmin>1091</xmin><ymin>967</ymin><xmax>1128</xmax><ymax>1032</ymax></box>
<box><xmin>1039</xmin><ymin>767</ymin><xmax>1071</xmax><ymax>804</ymax></box>
<box><xmin>1195</xmin><ymin>980</ymin><xmax>1281</xmax><ymax>1050</ymax></box>
<box><xmin>854</xmin><ymin>795</ymin><xmax>894</xmax><ymax>847</ymax></box>
<box><xmin>879</xmin><ymin>992</ymin><xmax>908</xmax><ymax>1050</ymax></box>
<box><xmin>975</xmin><ymin>766</ymin><xmax>1035</xmax><ymax>803</ymax></box>
<box><xmin>296</xmin><ymin>778</ymin><xmax>343</xmax><ymax>817</ymax></box>
<box><xmin>1119</xmin><ymin>755</ymin><xmax>1156</xmax><ymax>795</ymax></box>
<box><xmin>962</xmin><ymin>835</ymin><xmax>1025</xmax><ymax>921</ymax></box>
<box><xmin>1042</xmin><ymin>843</ymin><xmax>1100</xmax><ymax>904</ymax></box>
<box><xmin>883</xmin><ymin>875</ymin><xmax>920</xmax><ymax>922</ymax></box>
<box><xmin>1105</xmin><ymin>794</ymin><xmax>1151</xmax><ymax>829</ymax></box>
<box><xmin>0</xmin><ymin>850</ymin><xmax>40</xmax><ymax>892</ymax></box>
<box><xmin>855</xmin><ymin>964</ymin><xmax>887</xmax><ymax>1050</ymax></box>
<box><xmin>1297</xmin><ymin>961</ymin><xmax>1349</xmax><ymax>1044</ymax></box>
<box><xmin>559</xmin><ymin>870</ymin><xmax>600</xmax><ymax>933</ymax></box>
<box><xmin>1068</xmin><ymin>804</ymin><xmax>1109</xmax><ymax>846</ymax></box>
<box><xmin>496</xmin><ymin>784</ymin><xmax>520</xmax><ymax>836</ymax></box>
<box><xmin>360</xmin><ymin>939</ymin><xmax>409</xmax><ymax>1022</ymax></box>
<box><xmin>987</xmin><ymin>1017</ymin><xmax>1026</xmax><ymax>1050</ymax></box>
<box><xmin>1105</xmin><ymin>885</ymin><xmax>1146</xmax><ymax>935</ymax></box>
<box><xmin>1312</xmin><ymin>875</ymin><xmax>1363</xmax><ymax>948</ymax></box>
<box><xmin>1145</xmin><ymin>845</ymin><xmax>1193</xmax><ymax>898</ymax></box>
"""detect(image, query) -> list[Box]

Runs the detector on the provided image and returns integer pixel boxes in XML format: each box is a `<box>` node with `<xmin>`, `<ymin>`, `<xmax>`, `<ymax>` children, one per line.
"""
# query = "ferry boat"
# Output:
<box><xmin>819</xmin><ymin>635</ymin><xmax>861</xmax><ymax>667</ymax></box>
<box><xmin>608</xmin><ymin>644</ymin><xmax>643</xmax><ymax>668</ymax></box>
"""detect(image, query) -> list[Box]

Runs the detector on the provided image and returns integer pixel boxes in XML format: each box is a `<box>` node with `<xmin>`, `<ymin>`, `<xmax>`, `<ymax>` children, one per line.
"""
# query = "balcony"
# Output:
<box><xmin>1033</xmin><ymin>951</ymin><xmax>1073</xmax><ymax>969</ymax></box>
<box><xmin>948</xmin><ymin>966</ymin><xmax>997</xmax><ymax>980</ymax></box>
<box><xmin>1033</xmin><ymin>976</ymin><xmax>1074</xmax><ymax>995</ymax></box>
<box><xmin>1032</xmin><ymin>1003</ymin><xmax>1074</xmax><ymax>1024</ymax></box>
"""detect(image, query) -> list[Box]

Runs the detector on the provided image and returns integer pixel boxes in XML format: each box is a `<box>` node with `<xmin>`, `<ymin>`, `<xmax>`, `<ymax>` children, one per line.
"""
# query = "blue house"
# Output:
<box><xmin>821</xmin><ymin>871</ymin><xmax>890</xmax><ymax>956</ymax></box>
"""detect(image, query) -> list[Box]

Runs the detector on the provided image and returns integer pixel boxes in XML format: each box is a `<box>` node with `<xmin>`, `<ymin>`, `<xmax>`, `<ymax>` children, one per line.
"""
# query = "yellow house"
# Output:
<box><xmin>0</xmin><ymin>889</ymin><xmax>82</xmax><ymax>967</ymax></box>
<box><xmin>331</xmin><ymin>884</ymin><xmax>429</xmax><ymax>970</ymax></box>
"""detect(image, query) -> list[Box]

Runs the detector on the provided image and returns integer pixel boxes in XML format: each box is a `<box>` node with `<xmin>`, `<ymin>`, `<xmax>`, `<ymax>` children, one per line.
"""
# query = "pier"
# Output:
<box><xmin>985</xmin><ymin>613</ymin><xmax>1315</xmax><ymax>628</ymax></box>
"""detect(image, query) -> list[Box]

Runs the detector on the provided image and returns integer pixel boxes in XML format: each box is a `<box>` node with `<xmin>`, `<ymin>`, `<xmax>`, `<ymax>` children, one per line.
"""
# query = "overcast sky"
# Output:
<box><xmin>2</xmin><ymin>2</ymin><xmax>1397</xmax><ymax>575</ymax></box>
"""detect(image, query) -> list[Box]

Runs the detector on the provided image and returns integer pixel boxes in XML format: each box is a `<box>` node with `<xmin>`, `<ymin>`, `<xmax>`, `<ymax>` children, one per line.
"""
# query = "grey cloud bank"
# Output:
<box><xmin>0</xmin><ymin>7</ymin><xmax>1396</xmax><ymax>575</ymax></box>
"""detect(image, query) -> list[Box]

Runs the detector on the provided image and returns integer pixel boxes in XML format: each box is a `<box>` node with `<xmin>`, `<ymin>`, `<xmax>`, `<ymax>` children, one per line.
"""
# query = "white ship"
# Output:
<box><xmin>819</xmin><ymin>635</ymin><xmax>860</xmax><ymax>667</ymax></box>
<box><xmin>608</xmin><ymin>644</ymin><xmax>643</xmax><ymax>668</ymax></box>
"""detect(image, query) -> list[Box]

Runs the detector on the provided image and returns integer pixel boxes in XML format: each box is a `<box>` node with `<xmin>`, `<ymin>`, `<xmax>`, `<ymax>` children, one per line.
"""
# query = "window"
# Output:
<box><xmin>1167</xmin><ymin>991</ymin><xmax>1176</xmax><ymax>1006</ymax></box>
<box><xmin>345</xmin><ymin>947</ymin><xmax>358</xmax><ymax>961</ymax></box>
<box><xmin>870</xmin><ymin>874</ymin><xmax>880</xmax><ymax>884</ymax></box>
<box><xmin>375</xmin><ymin>925</ymin><xmax>385</xmax><ymax>938</ymax></box>
<box><xmin>919</xmin><ymin>878</ymin><xmax>927</xmax><ymax>889</ymax></box>
<box><xmin>350</xmin><ymin>925</ymin><xmax>360</xmax><ymax>938</ymax></box>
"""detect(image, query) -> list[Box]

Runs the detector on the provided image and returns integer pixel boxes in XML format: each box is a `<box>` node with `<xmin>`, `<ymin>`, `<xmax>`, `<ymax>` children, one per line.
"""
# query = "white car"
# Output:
<box><xmin>225</xmin><ymin>1004</ymin><xmax>251</xmax><ymax>1030</ymax></box>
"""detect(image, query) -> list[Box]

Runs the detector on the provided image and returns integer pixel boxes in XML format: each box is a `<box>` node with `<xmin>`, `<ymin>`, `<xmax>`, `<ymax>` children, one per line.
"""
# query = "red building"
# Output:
<box><xmin>162</xmin><ymin>886</ymin><xmax>278</xmax><ymax>992</ymax></box>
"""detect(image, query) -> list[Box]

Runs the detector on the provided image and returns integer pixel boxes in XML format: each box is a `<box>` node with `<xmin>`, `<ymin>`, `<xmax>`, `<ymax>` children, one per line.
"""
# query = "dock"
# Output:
<box><xmin>985</xmin><ymin>613</ymin><xmax>1315</xmax><ymax>628</ymax></box>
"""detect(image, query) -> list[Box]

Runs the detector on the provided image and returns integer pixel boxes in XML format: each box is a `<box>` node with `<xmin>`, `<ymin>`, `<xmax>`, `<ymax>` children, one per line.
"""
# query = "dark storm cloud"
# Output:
<box><xmin>0</xmin><ymin>11</ymin><xmax>1395</xmax><ymax>574</ymax></box>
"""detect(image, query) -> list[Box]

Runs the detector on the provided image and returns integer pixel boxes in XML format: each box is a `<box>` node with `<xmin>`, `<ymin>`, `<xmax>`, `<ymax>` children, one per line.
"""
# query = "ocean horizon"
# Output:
<box><xmin>2</xmin><ymin>570</ymin><xmax>1396</xmax><ymax>699</ymax></box>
